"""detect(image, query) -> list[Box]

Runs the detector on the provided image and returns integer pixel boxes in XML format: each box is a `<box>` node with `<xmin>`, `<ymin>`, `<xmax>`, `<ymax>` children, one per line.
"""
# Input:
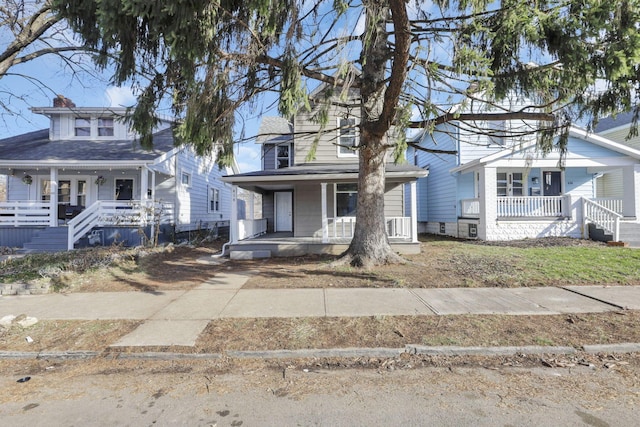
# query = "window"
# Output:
<box><xmin>41</xmin><ymin>180</ymin><xmax>51</xmax><ymax>202</ymax></box>
<box><xmin>181</xmin><ymin>172</ymin><xmax>191</xmax><ymax>186</ymax></box>
<box><xmin>335</xmin><ymin>183</ymin><xmax>357</xmax><ymax>217</ymax></box>
<box><xmin>338</xmin><ymin>117</ymin><xmax>357</xmax><ymax>156</ymax></box>
<box><xmin>276</xmin><ymin>144</ymin><xmax>290</xmax><ymax>169</ymax></box>
<box><xmin>98</xmin><ymin>118</ymin><xmax>114</xmax><ymax>136</ymax></box>
<box><xmin>77</xmin><ymin>180</ymin><xmax>87</xmax><ymax>206</ymax></box>
<box><xmin>58</xmin><ymin>180</ymin><xmax>71</xmax><ymax>204</ymax></box>
<box><xmin>209</xmin><ymin>187</ymin><xmax>220</xmax><ymax>212</ymax></box>
<box><xmin>488</xmin><ymin>120</ymin><xmax>507</xmax><ymax>146</ymax></box>
<box><xmin>497</xmin><ymin>171</ymin><xmax>523</xmax><ymax>196</ymax></box>
<box><xmin>75</xmin><ymin>117</ymin><xmax>91</xmax><ymax>136</ymax></box>
<box><xmin>115</xmin><ymin>179</ymin><xmax>134</xmax><ymax>200</ymax></box>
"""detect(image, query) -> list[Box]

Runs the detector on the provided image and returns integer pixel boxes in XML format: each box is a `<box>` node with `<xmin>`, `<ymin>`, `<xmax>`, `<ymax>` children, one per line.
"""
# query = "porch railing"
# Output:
<box><xmin>582</xmin><ymin>198</ymin><xmax>622</xmax><ymax>241</ymax></box>
<box><xmin>0</xmin><ymin>201</ymin><xmax>50</xmax><ymax>226</ymax></box>
<box><xmin>326</xmin><ymin>216</ymin><xmax>412</xmax><ymax>239</ymax></box>
<box><xmin>238</xmin><ymin>218</ymin><xmax>267</xmax><ymax>240</ymax></box>
<box><xmin>590</xmin><ymin>198</ymin><xmax>623</xmax><ymax>215</ymax></box>
<box><xmin>497</xmin><ymin>196</ymin><xmax>566</xmax><ymax>217</ymax></box>
<box><xmin>67</xmin><ymin>200</ymin><xmax>174</xmax><ymax>250</ymax></box>
<box><xmin>461</xmin><ymin>198</ymin><xmax>480</xmax><ymax>218</ymax></box>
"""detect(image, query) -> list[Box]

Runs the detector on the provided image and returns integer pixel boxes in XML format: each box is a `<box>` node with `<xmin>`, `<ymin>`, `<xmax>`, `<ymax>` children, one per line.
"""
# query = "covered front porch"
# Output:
<box><xmin>0</xmin><ymin>164</ymin><xmax>175</xmax><ymax>250</ymax></box>
<box><xmin>221</xmin><ymin>163</ymin><xmax>428</xmax><ymax>257</ymax></box>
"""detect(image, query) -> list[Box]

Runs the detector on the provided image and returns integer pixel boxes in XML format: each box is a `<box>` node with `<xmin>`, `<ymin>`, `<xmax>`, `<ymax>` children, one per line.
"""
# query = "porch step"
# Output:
<box><xmin>588</xmin><ymin>223</ymin><xmax>613</xmax><ymax>243</ymax></box>
<box><xmin>230</xmin><ymin>250</ymin><xmax>271</xmax><ymax>260</ymax></box>
<box><xmin>22</xmin><ymin>227</ymin><xmax>68</xmax><ymax>252</ymax></box>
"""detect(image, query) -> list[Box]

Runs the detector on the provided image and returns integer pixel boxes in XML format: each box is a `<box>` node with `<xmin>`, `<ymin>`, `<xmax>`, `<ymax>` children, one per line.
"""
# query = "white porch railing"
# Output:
<box><xmin>238</xmin><ymin>218</ymin><xmax>267</xmax><ymax>240</ymax></box>
<box><xmin>67</xmin><ymin>200</ymin><xmax>174</xmax><ymax>250</ymax></box>
<box><xmin>590</xmin><ymin>198</ymin><xmax>623</xmax><ymax>215</ymax></box>
<box><xmin>461</xmin><ymin>198</ymin><xmax>480</xmax><ymax>218</ymax></box>
<box><xmin>325</xmin><ymin>216</ymin><xmax>412</xmax><ymax>239</ymax></box>
<box><xmin>583</xmin><ymin>198</ymin><xmax>622</xmax><ymax>241</ymax></box>
<box><xmin>497</xmin><ymin>196</ymin><xmax>566</xmax><ymax>217</ymax></box>
<box><xmin>0</xmin><ymin>201</ymin><xmax>50</xmax><ymax>226</ymax></box>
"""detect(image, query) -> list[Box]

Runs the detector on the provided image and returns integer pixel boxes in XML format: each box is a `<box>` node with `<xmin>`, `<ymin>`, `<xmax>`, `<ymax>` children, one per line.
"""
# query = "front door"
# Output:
<box><xmin>275</xmin><ymin>191</ymin><xmax>293</xmax><ymax>232</ymax></box>
<box><xmin>115</xmin><ymin>179</ymin><xmax>134</xmax><ymax>200</ymax></box>
<box><xmin>543</xmin><ymin>171</ymin><xmax>562</xmax><ymax>196</ymax></box>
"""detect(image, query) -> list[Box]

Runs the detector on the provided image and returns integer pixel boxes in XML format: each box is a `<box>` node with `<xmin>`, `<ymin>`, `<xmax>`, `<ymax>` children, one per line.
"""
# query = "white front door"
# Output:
<box><xmin>275</xmin><ymin>191</ymin><xmax>293</xmax><ymax>232</ymax></box>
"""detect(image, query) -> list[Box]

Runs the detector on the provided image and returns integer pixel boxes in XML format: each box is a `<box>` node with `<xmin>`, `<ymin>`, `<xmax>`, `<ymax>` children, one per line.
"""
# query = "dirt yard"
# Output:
<box><xmin>2</xmin><ymin>235</ymin><xmax>640</xmax><ymax>356</ymax></box>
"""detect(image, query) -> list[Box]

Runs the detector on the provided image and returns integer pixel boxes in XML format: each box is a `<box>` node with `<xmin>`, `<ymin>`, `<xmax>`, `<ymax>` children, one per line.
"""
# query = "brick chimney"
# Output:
<box><xmin>53</xmin><ymin>94</ymin><xmax>76</xmax><ymax>108</ymax></box>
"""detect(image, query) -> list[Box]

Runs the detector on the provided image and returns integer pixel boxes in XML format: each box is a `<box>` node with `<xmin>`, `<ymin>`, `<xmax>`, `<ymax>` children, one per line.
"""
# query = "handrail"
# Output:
<box><xmin>0</xmin><ymin>201</ymin><xmax>51</xmax><ymax>227</ymax></box>
<box><xmin>582</xmin><ymin>197</ymin><xmax>622</xmax><ymax>241</ymax></box>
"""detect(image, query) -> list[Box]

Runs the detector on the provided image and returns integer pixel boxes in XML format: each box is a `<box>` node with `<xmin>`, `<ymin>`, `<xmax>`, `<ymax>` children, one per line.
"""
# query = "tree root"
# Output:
<box><xmin>330</xmin><ymin>249</ymin><xmax>407</xmax><ymax>269</ymax></box>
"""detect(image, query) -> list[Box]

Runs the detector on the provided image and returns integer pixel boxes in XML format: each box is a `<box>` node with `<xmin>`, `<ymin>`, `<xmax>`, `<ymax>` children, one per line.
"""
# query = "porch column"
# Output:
<box><xmin>622</xmin><ymin>164</ymin><xmax>640</xmax><ymax>219</ymax></box>
<box><xmin>230</xmin><ymin>185</ymin><xmax>238</xmax><ymax>244</ymax></box>
<box><xmin>50</xmin><ymin>167</ymin><xmax>58</xmax><ymax>227</ymax></box>
<box><xmin>140</xmin><ymin>168</ymin><xmax>149</xmax><ymax>201</ymax></box>
<box><xmin>248</xmin><ymin>190</ymin><xmax>255</xmax><ymax>220</ymax></box>
<box><xmin>478</xmin><ymin>167</ymin><xmax>497</xmax><ymax>240</ymax></box>
<box><xmin>321</xmin><ymin>182</ymin><xmax>328</xmax><ymax>243</ymax></box>
<box><xmin>410</xmin><ymin>181</ymin><xmax>418</xmax><ymax>243</ymax></box>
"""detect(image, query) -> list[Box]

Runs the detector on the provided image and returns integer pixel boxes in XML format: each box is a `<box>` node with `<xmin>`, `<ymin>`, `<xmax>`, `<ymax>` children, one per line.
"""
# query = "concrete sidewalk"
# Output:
<box><xmin>2</xmin><ymin>270</ymin><xmax>640</xmax><ymax>347</ymax></box>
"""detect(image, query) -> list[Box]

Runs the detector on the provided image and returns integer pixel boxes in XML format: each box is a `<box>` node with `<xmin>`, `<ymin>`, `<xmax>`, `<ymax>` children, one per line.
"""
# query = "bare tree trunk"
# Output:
<box><xmin>337</xmin><ymin>0</ymin><xmax>409</xmax><ymax>267</ymax></box>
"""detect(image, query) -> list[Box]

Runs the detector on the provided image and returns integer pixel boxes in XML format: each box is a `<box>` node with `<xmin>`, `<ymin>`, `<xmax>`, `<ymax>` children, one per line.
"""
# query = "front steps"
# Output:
<box><xmin>21</xmin><ymin>227</ymin><xmax>68</xmax><ymax>252</ymax></box>
<box><xmin>589</xmin><ymin>221</ymin><xmax>640</xmax><ymax>247</ymax></box>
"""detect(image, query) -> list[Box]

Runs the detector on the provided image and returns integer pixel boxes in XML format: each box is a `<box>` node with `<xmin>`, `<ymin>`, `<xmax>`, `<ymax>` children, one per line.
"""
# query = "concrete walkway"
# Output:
<box><xmin>2</xmin><ymin>269</ymin><xmax>640</xmax><ymax>347</ymax></box>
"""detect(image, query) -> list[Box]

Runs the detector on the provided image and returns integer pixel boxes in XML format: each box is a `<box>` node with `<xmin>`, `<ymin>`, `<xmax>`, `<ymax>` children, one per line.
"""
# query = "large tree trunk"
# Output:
<box><xmin>337</xmin><ymin>0</ymin><xmax>409</xmax><ymax>267</ymax></box>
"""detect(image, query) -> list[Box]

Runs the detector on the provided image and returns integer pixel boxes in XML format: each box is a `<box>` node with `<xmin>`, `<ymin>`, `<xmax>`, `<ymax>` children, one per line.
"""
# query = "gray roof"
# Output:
<box><xmin>595</xmin><ymin>111</ymin><xmax>635</xmax><ymax>133</ymax></box>
<box><xmin>256</xmin><ymin>116</ymin><xmax>293</xmax><ymax>144</ymax></box>
<box><xmin>0</xmin><ymin>128</ymin><xmax>177</xmax><ymax>162</ymax></box>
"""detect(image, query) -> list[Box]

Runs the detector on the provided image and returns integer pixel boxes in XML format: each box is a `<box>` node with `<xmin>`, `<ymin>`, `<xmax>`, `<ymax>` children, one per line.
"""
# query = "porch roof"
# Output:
<box><xmin>450</xmin><ymin>126</ymin><xmax>640</xmax><ymax>174</ymax></box>
<box><xmin>0</xmin><ymin>127</ymin><xmax>178</xmax><ymax>168</ymax></box>
<box><xmin>221</xmin><ymin>163</ymin><xmax>428</xmax><ymax>190</ymax></box>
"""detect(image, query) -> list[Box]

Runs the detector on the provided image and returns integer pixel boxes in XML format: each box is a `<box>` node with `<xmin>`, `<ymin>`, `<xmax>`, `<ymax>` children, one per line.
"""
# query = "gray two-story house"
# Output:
<box><xmin>222</xmin><ymin>90</ymin><xmax>428</xmax><ymax>258</ymax></box>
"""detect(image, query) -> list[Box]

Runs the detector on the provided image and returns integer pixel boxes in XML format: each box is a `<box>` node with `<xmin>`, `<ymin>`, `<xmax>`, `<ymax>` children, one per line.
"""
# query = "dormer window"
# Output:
<box><xmin>75</xmin><ymin>118</ymin><xmax>91</xmax><ymax>136</ymax></box>
<box><xmin>98</xmin><ymin>118</ymin><xmax>114</xmax><ymax>136</ymax></box>
<box><xmin>338</xmin><ymin>117</ymin><xmax>357</xmax><ymax>157</ymax></box>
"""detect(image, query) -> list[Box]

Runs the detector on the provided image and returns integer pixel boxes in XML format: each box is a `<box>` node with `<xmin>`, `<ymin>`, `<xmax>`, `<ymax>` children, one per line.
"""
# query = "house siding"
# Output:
<box><xmin>418</xmin><ymin>125</ymin><xmax>459</xmax><ymax>223</ymax></box>
<box><xmin>263</xmin><ymin>143</ymin><xmax>276</xmax><ymax>170</ymax></box>
<box><xmin>294</xmin><ymin>184</ymin><xmax>322</xmax><ymax>237</ymax></box>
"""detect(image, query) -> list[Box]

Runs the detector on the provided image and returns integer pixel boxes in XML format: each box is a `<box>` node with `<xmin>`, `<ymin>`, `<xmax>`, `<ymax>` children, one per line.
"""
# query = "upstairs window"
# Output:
<box><xmin>98</xmin><ymin>118</ymin><xmax>114</xmax><ymax>136</ymax></box>
<box><xmin>338</xmin><ymin>117</ymin><xmax>357</xmax><ymax>156</ymax></box>
<box><xmin>75</xmin><ymin>118</ymin><xmax>91</xmax><ymax>136</ymax></box>
<box><xmin>181</xmin><ymin>172</ymin><xmax>191</xmax><ymax>187</ymax></box>
<box><xmin>276</xmin><ymin>144</ymin><xmax>291</xmax><ymax>169</ymax></box>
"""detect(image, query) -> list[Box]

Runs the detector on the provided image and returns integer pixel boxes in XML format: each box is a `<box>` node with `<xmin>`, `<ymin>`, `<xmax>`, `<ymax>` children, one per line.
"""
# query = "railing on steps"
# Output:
<box><xmin>582</xmin><ymin>197</ymin><xmax>622</xmax><ymax>241</ymax></box>
<box><xmin>325</xmin><ymin>216</ymin><xmax>412</xmax><ymax>240</ymax></box>
<box><xmin>67</xmin><ymin>200</ymin><xmax>174</xmax><ymax>250</ymax></box>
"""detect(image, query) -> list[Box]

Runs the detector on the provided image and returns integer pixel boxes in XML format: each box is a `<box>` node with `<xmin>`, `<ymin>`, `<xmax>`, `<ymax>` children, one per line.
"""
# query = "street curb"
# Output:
<box><xmin>2</xmin><ymin>343</ymin><xmax>640</xmax><ymax>361</ymax></box>
<box><xmin>582</xmin><ymin>343</ymin><xmax>640</xmax><ymax>354</ymax></box>
<box><xmin>406</xmin><ymin>345</ymin><xmax>577</xmax><ymax>356</ymax></box>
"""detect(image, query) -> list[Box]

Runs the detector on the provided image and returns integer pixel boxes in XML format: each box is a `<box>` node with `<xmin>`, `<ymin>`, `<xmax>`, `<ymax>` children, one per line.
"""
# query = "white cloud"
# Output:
<box><xmin>235</xmin><ymin>142</ymin><xmax>262</xmax><ymax>173</ymax></box>
<box><xmin>104</xmin><ymin>86</ymin><xmax>137</xmax><ymax>107</ymax></box>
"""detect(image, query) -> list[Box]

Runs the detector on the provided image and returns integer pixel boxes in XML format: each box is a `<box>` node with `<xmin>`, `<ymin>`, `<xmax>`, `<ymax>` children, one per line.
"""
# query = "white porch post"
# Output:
<box><xmin>140</xmin><ymin>168</ymin><xmax>149</xmax><ymax>201</ymax></box>
<box><xmin>622</xmin><ymin>164</ymin><xmax>640</xmax><ymax>219</ymax></box>
<box><xmin>478</xmin><ymin>167</ymin><xmax>497</xmax><ymax>240</ymax></box>
<box><xmin>50</xmin><ymin>168</ymin><xmax>58</xmax><ymax>227</ymax></box>
<box><xmin>410</xmin><ymin>181</ymin><xmax>418</xmax><ymax>242</ymax></box>
<box><xmin>321</xmin><ymin>182</ymin><xmax>328</xmax><ymax>243</ymax></box>
<box><xmin>230</xmin><ymin>185</ymin><xmax>238</xmax><ymax>243</ymax></box>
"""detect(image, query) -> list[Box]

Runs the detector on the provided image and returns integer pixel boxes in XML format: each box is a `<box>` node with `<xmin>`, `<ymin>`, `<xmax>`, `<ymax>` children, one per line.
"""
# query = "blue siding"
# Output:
<box><xmin>565</xmin><ymin>167</ymin><xmax>595</xmax><ymax>197</ymax></box>
<box><xmin>457</xmin><ymin>172</ymin><xmax>476</xmax><ymax>216</ymax></box>
<box><xmin>418</xmin><ymin>125</ymin><xmax>459</xmax><ymax>222</ymax></box>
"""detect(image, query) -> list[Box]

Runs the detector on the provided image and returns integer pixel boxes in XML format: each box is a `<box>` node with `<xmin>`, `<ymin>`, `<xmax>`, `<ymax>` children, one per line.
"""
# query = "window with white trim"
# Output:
<box><xmin>75</xmin><ymin>117</ymin><xmax>91</xmax><ymax>136</ymax></box>
<box><xmin>181</xmin><ymin>172</ymin><xmax>191</xmax><ymax>187</ymax></box>
<box><xmin>335</xmin><ymin>183</ymin><xmax>357</xmax><ymax>217</ymax></box>
<box><xmin>98</xmin><ymin>118</ymin><xmax>115</xmax><ymax>136</ymax></box>
<box><xmin>338</xmin><ymin>117</ymin><xmax>357</xmax><ymax>156</ymax></box>
<box><xmin>209</xmin><ymin>187</ymin><xmax>220</xmax><ymax>212</ymax></box>
<box><xmin>497</xmin><ymin>171</ymin><xmax>523</xmax><ymax>196</ymax></box>
<box><xmin>276</xmin><ymin>144</ymin><xmax>291</xmax><ymax>169</ymax></box>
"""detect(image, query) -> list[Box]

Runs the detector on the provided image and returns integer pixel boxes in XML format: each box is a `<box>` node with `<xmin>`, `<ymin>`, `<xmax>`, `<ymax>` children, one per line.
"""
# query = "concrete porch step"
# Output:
<box><xmin>230</xmin><ymin>250</ymin><xmax>272</xmax><ymax>260</ymax></box>
<box><xmin>22</xmin><ymin>227</ymin><xmax>68</xmax><ymax>252</ymax></box>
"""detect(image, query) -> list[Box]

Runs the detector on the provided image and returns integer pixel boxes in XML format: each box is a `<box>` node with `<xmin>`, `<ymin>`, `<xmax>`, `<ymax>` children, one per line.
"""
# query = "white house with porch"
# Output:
<box><xmin>0</xmin><ymin>98</ymin><xmax>236</xmax><ymax>251</ymax></box>
<box><xmin>412</xmin><ymin>101</ymin><xmax>640</xmax><ymax>245</ymax></box>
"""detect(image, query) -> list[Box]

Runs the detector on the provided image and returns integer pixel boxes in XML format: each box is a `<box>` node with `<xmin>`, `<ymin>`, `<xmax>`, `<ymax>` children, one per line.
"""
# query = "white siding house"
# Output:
<box><xmin>0</xmin><ymin>97</ymin><xmax>237</xmax><ymax>251</ymax></box>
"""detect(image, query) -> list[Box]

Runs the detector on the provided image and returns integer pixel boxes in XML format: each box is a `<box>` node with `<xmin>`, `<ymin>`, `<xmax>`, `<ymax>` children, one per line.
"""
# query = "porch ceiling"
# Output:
<box><xmin>222</xmin><ymin>163</ymin><xmax>428</xmax><ymax>191</ymax></box>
